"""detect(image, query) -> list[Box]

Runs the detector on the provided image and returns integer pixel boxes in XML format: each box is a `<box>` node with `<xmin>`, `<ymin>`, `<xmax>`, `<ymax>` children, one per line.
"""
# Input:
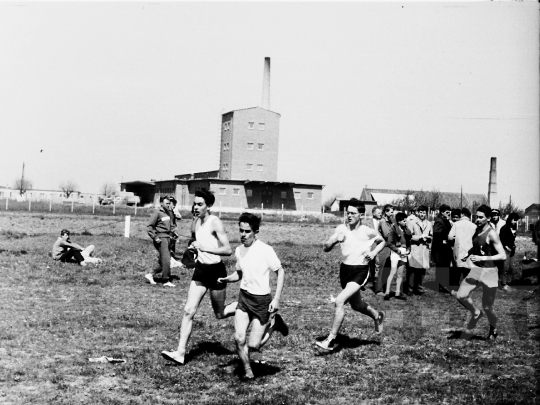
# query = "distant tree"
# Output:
<box><xmin>59</xmin><ymin>180</ymin><xmax>78</xmax><ymax>199</ymax></box>
<box><xmin>498</xmin><ymin>198</ymin><xmax>524</xmax><ymax>218</ymax></box>
<box><xmin>14</xmin><ymin>178</ymin><xmax>32</xmax><ymax>197</ymax></box>
<box><xmin>101</xmin><ymin>182</ymin><xmax>119</xmax><ymax>197</ymax></box>
<box><xmin>391</xmin><ymin>190</ymin><xmax>415</xmax><ymax>213</ymax></box>
<box><xmin>468</xmin><ymin>195</ymin><xmax>489</xmax><ymax>214</ymax></box>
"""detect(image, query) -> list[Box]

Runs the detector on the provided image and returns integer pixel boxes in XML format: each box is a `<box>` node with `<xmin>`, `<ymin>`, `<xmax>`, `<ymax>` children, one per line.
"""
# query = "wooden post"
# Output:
<box><xmin>134</xmin><ymin>202</ymin><xmax>137</xmax><ymax>216</ymax></box>
<box><xmin>71</xmin><ymin>200</ymin><xmax>74</xmax><ymax>213</ymax></box>
<box><xmin>281</xmin><ymin>204</ymin><xmax>284</xmax><ymax>221</ymax></box>
<box><xmin>92</xmin><ymin>198</ymin><xmax>95</xmax><ymax>214</ymax></box>
<box><xmin>322</xmin><ymin>205</ymin><xmax>325</xmax><ymax>223</ymax></box>
<box><xmin>261</xmin><ymin>203</ymin><xmax>264</xmax><ymax>220</ymax></box>
<box><xmin>5</xmin><ymin>198</ymin><xmax>8</xmax><ymax>210</ymax></box>
<box><xmin>219</xmin><ymin>201</ymin><xmax>222</xmax><ymax>218</ymax></box>
<box><xmin>113</xmin><ymin>200</ymin><xmax>116</xmax><ymax>215</ymax></box>
<box><xmin>526</xmin><ymin>216</ymin><xmax>529</xmax><ymax>232</ymax></box>
<box><xmin>28</xmin><ymin>199</ymin><xmax>31</xmax><ymax>211</ymax></box>
<box><xmin>124</xmin><ymin>215</ymin><xmax>131</xmax><ymax>238</ymax></box>
<box><xmin>49</xmin><ymin>198</ymin><xmax>52</xmax><ymax>212</ymax></box>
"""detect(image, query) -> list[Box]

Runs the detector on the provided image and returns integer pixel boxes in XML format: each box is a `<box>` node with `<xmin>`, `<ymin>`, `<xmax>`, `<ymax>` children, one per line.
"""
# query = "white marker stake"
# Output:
<box><xmin>113</xmin><ymin>200</ymin><xmax>116</xmax><ymax>215</ymax></box>
<box><xmin>134</xmin><ymin>203</ymin><xmax>137</xmax><ymax>216</ymax></box>
<box><xmin>261</xmin><ymin>203</ymin><xmax>264</xmax><ymax>220</ymax></box>
<box><xmin>71</xmin><ymin>200</ymin><xmax>74</xmax><ymax>213</ymax></box>
<box><xmin>281</xmin><ymin>204</ymin><xmax>284</xmax><ymax>221</ymax></box>
<box><xmin>219</xmin><ymin>201</ymin><xmax>222</xmax><ymax>218</ymax></box>
<box><xmin>29</xmin><ymin>199</ymin><xmax>31</xmax><ymax>211</ymax></box>
<box><xmin>5</xmin><ymin>198</ymin><xmax>8</xmax><ymax>210</ymax></box>
<box><xmin>124</xmin><ymin>215</ymin><xmax>131</xmax><ymax>238</ymax></box>
<box><xmin>92</xmin><ymin>199</ymin><xmax>95</xmax><ymax>214</ymax></box>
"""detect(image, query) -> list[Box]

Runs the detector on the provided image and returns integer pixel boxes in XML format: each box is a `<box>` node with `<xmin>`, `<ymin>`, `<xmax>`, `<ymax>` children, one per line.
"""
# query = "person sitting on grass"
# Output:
<box><xmin>216</xmin><ymin>213</ymin><xmax>288</xmax><ymax>380</ymax></box>
<box><xmin>384</xmin><ymin>212</ymin><xmax>412</xmax><ymax>301</ymax></box>
<box><xmin>454</xmin><ymin>204</ymin><xmax>506</xmax><ymax>340</ymax></box>
<box><xmin>51</xmin><ymin>229</ymin><xmax>102</xmax><ymax>266</ymax></box>
<box><xmin>315</xmin><ymin>199</ymin><xmax>386</xmax><ymax>352</ymax></box>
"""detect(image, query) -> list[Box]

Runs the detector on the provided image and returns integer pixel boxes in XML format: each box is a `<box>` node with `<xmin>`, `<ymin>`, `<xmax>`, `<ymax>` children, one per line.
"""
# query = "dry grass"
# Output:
<box><xmin>0</xmin><ymin>212</ymin><xmax>539</xmax><ymax>404</ymax></box>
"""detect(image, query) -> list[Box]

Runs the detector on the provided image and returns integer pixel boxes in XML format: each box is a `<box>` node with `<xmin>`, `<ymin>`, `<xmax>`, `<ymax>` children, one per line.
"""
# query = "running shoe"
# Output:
<box><xmin>487</xmin><ymin>327</ymin><xmax>498</xmax><ymax>341</ymax></box>
<box><xmin>273</xmin><ymin>313</ymin><xmax>289</xmax><ymax>336</ymax></box>
<box><xmin>395</xmin><ymin>294</ymin><xmax>407</xmax><ymax>301</ymax></box>
<box><xmin>145</xmin><ymin>273</ymin><xmax>157</xmax><ymax>285</ymax></box>
<box><xmin>163</xmin><ymin>281</ymin><xmax>176</xmax><ymax>288</ymax></box>
<box><xmin>466</xmin><ymin>310</ymin><xmax>484</xmax><ymax>330</ymax></box>
<box><xmin>374</xmin><ymin>311</ymin><xmax>385</xmax><ymax>334</ymax></box>
<box><xmin>383</xmin><ymin>294</ymin><xmax>391</xmax><ymax>301</ymax></box>
<box><xmin>314</xmin><ymin>337</ymin><xmax>338</xmax><ymax>351</ymax></box>
<box><xmin>502</xmin><ymin>285</ymin><xmax>512</xmax><ymax>292</ymax></box>
<box><xmin>161</xmin><ymin>350</ymin><xmax>184</xmax><ymax>365</ymax></box>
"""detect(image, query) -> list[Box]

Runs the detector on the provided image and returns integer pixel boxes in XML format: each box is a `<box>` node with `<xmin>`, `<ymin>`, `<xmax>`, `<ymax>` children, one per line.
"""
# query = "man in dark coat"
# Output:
<box><xmin>432</xmin><ymin>204</ymin><xmax>453</xmax><ymax>293</ymax></box>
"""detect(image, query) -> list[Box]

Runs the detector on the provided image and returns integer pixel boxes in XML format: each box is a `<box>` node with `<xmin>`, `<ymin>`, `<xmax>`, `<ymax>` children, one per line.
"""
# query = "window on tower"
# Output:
<box><xmin>307</xmin><ymin>192</ymin><xmax>314</xmax><ymax>199</ymax></box>
<box><xmin>258</xmin><ymin>123</ymin><xmax>265</xmax><ymax>131</ymax></box>
<box><xmin>257</xmin><ymin>164</ymin><xmax>263</xmax><ymax>171</ymax></box>
<box><xmin>248</xmin><ymin>122</ymin><xmax>255</xmax><ymax>129</ymax></box>
<box><xmin>219</xmin><ymin>187</ymin><xmax>226</xmax><ymax>195</ymax></box>
<box><xmin>246</xmin><ymin>164</ymin><xmax>253</xmax><ymax>171</ymax></box>
<box><xmin>247</xmin><ymin>143</ymin><xmax>254</xmax><ymax>150</ymax></box>
<box><xmin>258</xmin><ymin>143</ymin><xmax>264</xmax><ymax>150</ymax></box>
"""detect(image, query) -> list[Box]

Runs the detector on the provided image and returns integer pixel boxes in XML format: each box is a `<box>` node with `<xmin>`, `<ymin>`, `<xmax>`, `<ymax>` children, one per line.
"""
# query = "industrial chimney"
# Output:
<box><xmin>488</xmin><ymin>157</ymin><xmax>498</xmax><ymax>207</ymax></box>
<box><xmin>261</xmin><ymin>57</ymin><xmax>270</xmax><ymax>110</ymax></box>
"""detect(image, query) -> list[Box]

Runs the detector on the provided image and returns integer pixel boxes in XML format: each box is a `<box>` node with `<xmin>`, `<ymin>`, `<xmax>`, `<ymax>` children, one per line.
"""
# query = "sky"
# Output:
<box><xmin>0</xmin><ymin>1</ymin><xmax>538</xmax><ymax>209</ymax></box>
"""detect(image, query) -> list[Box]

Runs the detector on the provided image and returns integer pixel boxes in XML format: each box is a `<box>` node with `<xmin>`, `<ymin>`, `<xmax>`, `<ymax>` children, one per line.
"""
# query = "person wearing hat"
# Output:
<box><xmin>490</xmin><ymin>209</ymin><xmax>504</xmax><ymax>235</ymax></box>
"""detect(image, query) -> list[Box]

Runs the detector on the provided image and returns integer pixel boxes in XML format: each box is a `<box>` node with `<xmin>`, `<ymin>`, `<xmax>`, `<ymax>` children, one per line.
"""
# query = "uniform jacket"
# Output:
<box><xmin>431</xmin><ymin>214</ymin><xmax>453</xmax><ymax>264</ymax></box>
<box><xmin>147</xmin><ymin>206</ymin><xmax>176</xmax><ymax>240</ymax></box>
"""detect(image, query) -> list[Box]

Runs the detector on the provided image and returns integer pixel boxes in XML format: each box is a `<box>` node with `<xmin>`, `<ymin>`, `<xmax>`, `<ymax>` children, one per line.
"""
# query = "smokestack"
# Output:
<box><xmin>488</xmin><ymin>157</ymin><xmax>498</xmax><ymax>207</ymax></box>
<box><xmin>261</xmin><ymin>57</ymin><xmax>270</xmax><ymax>110</ymax></box>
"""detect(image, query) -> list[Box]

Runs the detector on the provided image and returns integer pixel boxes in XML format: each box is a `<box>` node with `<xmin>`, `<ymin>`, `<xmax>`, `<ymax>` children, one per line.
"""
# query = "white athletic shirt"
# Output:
<box><xmin>195</xmin><ymin>215</ymin><xmax>221</xmax><ymax>265</ymax></box>
<box><xmin>235</xmin><ymin>240</ymin><xmax>281</xmax><ymax>295</ymax></box>
<box><xmin>337</xmin><ymin>224</ymin><xmax>376</xmax><ymax>266</ymax></box>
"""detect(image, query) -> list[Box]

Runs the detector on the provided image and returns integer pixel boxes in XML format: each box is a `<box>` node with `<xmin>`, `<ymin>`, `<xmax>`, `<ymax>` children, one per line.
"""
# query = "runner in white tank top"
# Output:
<box><xmin>314</xmin><ymin>199</ymin><xmax>387</xmax><ymax>352</ymax></box>
<box><xmin>161</xmin><ymin>189</ymin><xmax>238</xmax><ymax>366</ymax></box>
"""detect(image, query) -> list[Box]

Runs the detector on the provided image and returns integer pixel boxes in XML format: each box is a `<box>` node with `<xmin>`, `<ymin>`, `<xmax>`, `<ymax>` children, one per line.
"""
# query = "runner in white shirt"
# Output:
<box><xmin>315</xmin><ymin>199</ymin><xmax>386</xmax><ymax>351</ymax></box>
<box><xmin>161</xmin><ymin>189</ymin><xmax>237</xmax><ymax>366</ymax></box>
<box><xmin>218</xmin><ymin>213</ymin><xmax>288</xmax><ymax>380</ymax></box>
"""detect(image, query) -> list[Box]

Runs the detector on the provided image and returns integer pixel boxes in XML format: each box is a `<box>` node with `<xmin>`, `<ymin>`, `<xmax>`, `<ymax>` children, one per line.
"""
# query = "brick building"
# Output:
<box><xmin>121</xmin><ymin>58</ymin><xmax>323</xmax><ymax>214</ymax></box>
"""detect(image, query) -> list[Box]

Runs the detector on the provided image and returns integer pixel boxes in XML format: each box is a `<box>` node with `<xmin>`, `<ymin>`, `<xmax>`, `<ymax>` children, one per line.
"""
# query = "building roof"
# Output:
<box><xmin>360</xmin><ymin>187</ymin><xmax>486</xmax><ymax>207</ymax></box>
<box><xmin>525</xmin><ymin>204</ymin><xmax>540</xmax><ymax>214</ymax></box>
<box><xmin>121</xmin><ymin>180</ymin><xmax>155</xmax><ymax>186</ymax></box>
<box><xmin>222</xmin><ymin>106</ymin><xmax>281</xmax><ymax>116</ymax></box>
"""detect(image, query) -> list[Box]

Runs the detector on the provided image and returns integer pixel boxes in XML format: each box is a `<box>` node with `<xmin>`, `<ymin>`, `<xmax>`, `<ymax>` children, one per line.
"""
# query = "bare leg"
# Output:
<box><xmin>234</xmin><ymin>309</ymin><xmax>254</xmax><ymax>378</ymax></box>
<box><xmin>349</xmin><ymin>291</ymin><xmax>378</xmax><ymax>320</ymax></box>
<box><xmin>385</xmin><ymin>265</ymin><xmax>397</xmax><ymax>295</ymax></box>
<box><xmin>175</xmin><ymin>281</ymin><xmax>208</xmax><ymax>360</ymax></box>
<box><xmin>210</xmin><ymin>288</ymin><xmax>237</xmax><ymax>319</ymax></box>
<box><xmin>330</xmin><ymin>282</ymin><xmax>362</xmax><ymax>336</ymax></box>
<box><xmin>482</xmin><ymin>285</ymin><xmax>498</xmax><ymax>328</ymax></box>
<box><xmin>395</xmin><ymin>263</ymin><xmax>405</xmax><ymax>295</ymax></box>
<box><xmin>456</xmin><ymin>278</ymin><xmax>481</xmax><ymax>329</ymax></box>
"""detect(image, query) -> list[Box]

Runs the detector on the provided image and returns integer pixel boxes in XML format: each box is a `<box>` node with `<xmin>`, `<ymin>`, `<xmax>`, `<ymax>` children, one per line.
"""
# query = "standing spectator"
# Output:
<box><xmin>498</xmin><ymin>213</ymin><xmax>520</xmax><ymax>291</ymax></box>
<box><xmin>490</xmin><ymin>209</ymin><xmax>504</xmax><ymax>234</ymax></box>
<box><xmin>451</xmin><ymin>209</ymin><xmax>462</xmax><ymax>225</ymax></box>
<box><xmin>407</xmin><ymin>205</ymin><xmax>432</xmax><ymax>295</ymax></box>
<box><xmin>448</xmin><ymin>208</ymin><xmax>477</xmax><ymax>291</ymax></box>
<box><xmin>384</xmin><ymin>212</ymin><xmax>412</xmax><ymax>300</ymax></box>
<box><xmin>365</xmin><ymin>206</ymin><xmax>382</xmax><ymax>287</ymax></box>
<box><xmin>146</xmin><ymin>196</ymin><xmax>177</xmax><ymax>287</ymax></box>
<box><xmin>52</xmin><ymin>229</ymin><xmax>102</xmax><ymax>266</ymax></box>
<box><xmin>406</xmin><ymin>209</ymin><xmax>419</xmax><ymax>232</ymax></box>
<box><xmin>168</xmin><ymin>196</ymin><xmax>182</xmax><ymax>261</ymax></box>
<box><xmin>375</xmin><ymin>204</ymin><xmax>395</xmax><ymax>295</ymax></box>
<box><xmin>432</xmin><ymin>204</ymin><xmax>453</xmax><ymax>293</ymax></box>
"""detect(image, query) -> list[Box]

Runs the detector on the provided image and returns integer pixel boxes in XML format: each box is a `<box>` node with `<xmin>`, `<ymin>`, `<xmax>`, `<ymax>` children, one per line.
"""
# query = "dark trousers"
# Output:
<box><xmin>449</xmin><ymin>267</ymin><xmax>470</xmax><ymax>289</ymax></box>
<box><xmin>497</xmin><ymin>258</ymin><xmax>514</xmax><ymax>286</ymax></box>
<box><xmin>152</xmin><ymin>238</ymin><xmax>171</xmax><ymax>282</ymax></box>
<box><xmin>59</xmin><ymin>249</ymin><xmax>84</xmax><ymax>264</ymax></box>
<box><xmin>169</xmin><ymin>237</ymin><xmax>178</xmax><ymax>260</ymax></box>
<box><xmin>404</xmin><ymin>266</ymin><xmax>425</xmax><ymax>294</ymax></box>
<box><xmin>435</xmin><ymin>262</ymin><xmax>451</xmax><ymax>291</ymax></box>
<box><xmin>376</xmin><ymin>247</ymin><xmax>391</xmax><ymax>292</ymax></box>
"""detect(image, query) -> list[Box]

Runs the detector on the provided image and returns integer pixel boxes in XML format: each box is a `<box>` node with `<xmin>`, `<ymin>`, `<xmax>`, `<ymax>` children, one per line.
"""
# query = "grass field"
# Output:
<box><xmin>1</xmin><ymin>212</ymin><xmax>539</xmax><ymax>404</ymax></box>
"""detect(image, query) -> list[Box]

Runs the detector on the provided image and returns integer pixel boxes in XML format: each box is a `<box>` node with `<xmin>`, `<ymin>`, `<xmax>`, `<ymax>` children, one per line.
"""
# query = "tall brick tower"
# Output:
<box><xmin>218</xmin><ymin>58</ymin><xmax>280</xmax><ymax>181</ymax></box>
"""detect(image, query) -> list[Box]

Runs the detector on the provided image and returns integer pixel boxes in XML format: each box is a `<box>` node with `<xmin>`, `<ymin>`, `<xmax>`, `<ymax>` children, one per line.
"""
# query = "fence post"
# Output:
<box><xmin>322</xmin><ymin>206</ymin><xmax>325</xmax><ymax>223</ymax></box>
<box><xmin>92</xmin><ymin>198</ymin><xmax>95</xmax><ymax>214</ymax></box>
<box><xmin>261</xmin><ymin>203</ymin><xmax>264</xmax><ymax>220</ymax></box>
<box><xmin>113</xmin><ymin>200</ymin><xmax>116</xmax><ymax>215</ymax></box>
<box><xmin>526</xmin><ymin>216</ymin><xmax>529</xmax><ymax>232</ymax></box>
<box><xmin>49</xmin><ymin>198</ymin><xmax>52</xmax><ymax>212</ymax></box>
<box><xmin>134</xmin><ymin>202</ymin><xmax>137</xmax><ymax>216</ymax></box>
<box><xmin>281</xmin><ymin>204</ymin><xmax>284</xmax><ymax>221</ymax></box>
<box><xmin>219</xmin><ymin>201</ymin><xmax>222</xmax><ymax>218</ymax></box>
<box><xmin>124</xmin><ymin>215</ymin><xmax>131</xmax><ymax>238</ymax></box>
<box><xmin>71</xmin><ymin>200</ymin><xmax>74</xmax><ymax>213</ymax></box>
<box><xmin>28</xmin><ymin>199</ymin><xmax>31</xmax><ymax>211</ymax></box>
<box><xmin>5</xmin><ymin>198</ymin><xmax>8</xmax><ymax>210</ymax></box>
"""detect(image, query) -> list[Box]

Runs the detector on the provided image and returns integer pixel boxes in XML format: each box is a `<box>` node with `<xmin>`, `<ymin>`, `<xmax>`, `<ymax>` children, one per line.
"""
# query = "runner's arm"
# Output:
<box><xmin>217</xmin><ymin>270</ymin><xmax>242</xmax><ymax>285</ymax></box>
<box><xmin>323</xmin><ymin>227</ymin><xmax>344</xmax><ymax>252</ymax></box>
<box><xmin>269</xmin><ymin>267</ymin><xmax>285</xmax><ymax>312</ymax></box>
<box><xmin>192</xmin><ymin>218</ymin><xmax>232</xmax><ymax>256</ymax></box>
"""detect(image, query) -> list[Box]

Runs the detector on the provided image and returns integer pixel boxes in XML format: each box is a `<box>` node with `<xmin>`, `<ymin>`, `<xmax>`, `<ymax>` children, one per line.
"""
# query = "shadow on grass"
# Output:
<box><xmin>312</xmin><ymin>334</ymin><xmax>380</xmax><ymax>355</ymax></box>
<box><xmin>186</xmin><ymin>341</ymin><xmax>235</xmax><ymax>362</ymax></box>
<box><xmin>446</xmin><ymin>330</ymin><xmax>486</xmax><ymax>341</ymax></box>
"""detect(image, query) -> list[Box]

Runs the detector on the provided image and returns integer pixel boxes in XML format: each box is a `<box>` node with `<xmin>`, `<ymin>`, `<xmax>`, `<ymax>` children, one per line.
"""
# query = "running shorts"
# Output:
<box><xmin>464</xmin><ymin>266</ymin><xmax>498</xmax><ymax>288</ymax></box>
<box><xmin>339</xmin><ymin>263</ymin><xmax>370</xmax><ymax>289</ymax></box>
<box><xmin>192</xmin><ymin>261</ymin><xmax>227</xmax><ymax>290</ymax></box>
<box><xmin>237</xmin><ymin>289</ymin><xmax>272</xmax><ymax>325</ymax></box>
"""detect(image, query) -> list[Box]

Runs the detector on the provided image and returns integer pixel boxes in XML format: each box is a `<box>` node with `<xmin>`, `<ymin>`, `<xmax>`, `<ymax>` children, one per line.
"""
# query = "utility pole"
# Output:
<box><xmin>460</xmin><ymin>185</ymin><xmax>463</xmax><ymax>209</ymax></box>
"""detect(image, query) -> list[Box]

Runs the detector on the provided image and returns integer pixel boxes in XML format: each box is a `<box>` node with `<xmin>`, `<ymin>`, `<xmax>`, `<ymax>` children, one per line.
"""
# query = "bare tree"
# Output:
<box><xmin>14</xmin><ymin>178</ymin><xmax>33</xmax><ymax>197</ymax></box>
<box><xmin>323</xmin><ymin>192</ymin><xmax>344</xmax><ymax>211</ymax></box>
<box><xmin>498</xmin><ymin>198</ymin><xmax>524</xmax><ymax>218</ymax></box>
<box><xmin>60</xmin><ymin>180</ymin><xmax>78</xmax><ymax>199</ymax></box>
<box><xmin>101</xmin><ymin>182</ymin><xmax>119</xmax><ymax>197</ymax></box>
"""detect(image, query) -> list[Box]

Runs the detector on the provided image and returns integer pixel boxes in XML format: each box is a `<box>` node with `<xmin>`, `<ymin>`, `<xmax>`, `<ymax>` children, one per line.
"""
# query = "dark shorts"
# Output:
<box><xmin>237</xmin><ymin>289</ymin><xmax>272</xmax><ymax>325</ymax></box>
<box><xmin>339</xmin><ymin>263</ymin><xmax>370</xmax><ymax>289</ymax></box>
<box><xmin>192</xmin><ymin>261</ymin><xmax>227</xmax><ymax>290</ymax></box>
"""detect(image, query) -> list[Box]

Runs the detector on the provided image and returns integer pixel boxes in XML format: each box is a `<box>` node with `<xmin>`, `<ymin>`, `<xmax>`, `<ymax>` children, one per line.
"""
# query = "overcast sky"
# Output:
<box><xmin>0</xmin><ymin>1</ymin><xmax>538</xmax><ymax>208</ymax></box>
